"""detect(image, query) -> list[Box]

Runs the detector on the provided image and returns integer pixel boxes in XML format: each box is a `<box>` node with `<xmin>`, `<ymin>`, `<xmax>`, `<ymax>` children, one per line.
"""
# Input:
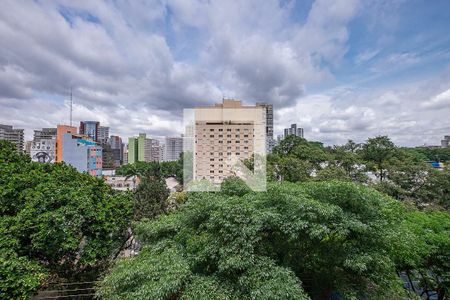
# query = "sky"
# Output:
<box><xmin>1</xmin><ymin>0</ymin><xmax>450</xmax><ymax>146</ymax></box>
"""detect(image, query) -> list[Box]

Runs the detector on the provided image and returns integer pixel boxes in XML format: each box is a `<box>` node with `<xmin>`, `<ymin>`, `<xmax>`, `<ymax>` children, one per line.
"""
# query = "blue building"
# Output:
<box><xmin>61</xmin><ymin>133</ymin><xmax>102</xmax><ymax>176</ymax></box>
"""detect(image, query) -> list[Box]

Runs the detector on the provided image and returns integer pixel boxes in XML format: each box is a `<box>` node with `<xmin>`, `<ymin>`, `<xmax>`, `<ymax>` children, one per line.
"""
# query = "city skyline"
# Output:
<box><xmin>1</xmin><ymin>1</ymin><xmax>450</xmax><ymax>146</ymax></box>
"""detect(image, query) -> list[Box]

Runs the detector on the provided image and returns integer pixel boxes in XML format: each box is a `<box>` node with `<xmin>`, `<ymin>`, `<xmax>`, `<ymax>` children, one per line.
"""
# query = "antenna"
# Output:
<box><xmin>70</xmin><ymin>87</ymin><xmax>73</xmax><ymax>126</ymax></box>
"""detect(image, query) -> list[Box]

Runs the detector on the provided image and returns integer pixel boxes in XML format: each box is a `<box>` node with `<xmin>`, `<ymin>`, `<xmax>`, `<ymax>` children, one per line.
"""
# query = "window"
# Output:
<box><xmin>227</xmin><ymin>129</ymin><xmax>232</xmax><ymax>132</ymax></box>
<box><xmin>219</xmin><ymin>170</ymin><xmax>223</xmax><ymax>173</ymax></box>
<box><xmin>210</xmin><ymin>129</ymin><xmax>214</xmax><ymax>131</ymax></box>
<box><xmin>210</xmin><ymin>170</ymin><xmax>214</xmax><ymax>173</ymax></box>
<box><xmin>219</xmin><ymin>135</ymin><xmax>223</xmax><ymax>137</ymax></box>
<box><xmin>244</xmin><ymin>135</ymin><xmax>248</xmax><ymax>137</ymax></box>
<box><xmin>219</xmin><ymin>140</ymin><xmax>223</xmax><ymax>143</ymax></box>
<box><xmin>219</xmin><ymin>129</ymin><xmax>223</xmax><ymax>131</ymax></box>
<box><xmin>227</xmin><ymin>134</ymin><xmax>231</xmax><ymax>138</ymax></box>
<box><xmin>210</xmin><ymin>135</ymin><xmax>214</xmax><ymax>138</ymax></box>
<box><xmin>210</xmin><ymin>158</ymin><xmax>214</xmax><ymax>161</ymax></box>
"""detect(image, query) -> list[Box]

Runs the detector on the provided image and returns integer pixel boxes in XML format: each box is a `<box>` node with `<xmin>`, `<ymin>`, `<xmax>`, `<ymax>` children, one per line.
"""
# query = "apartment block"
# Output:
<box><xmin>283</xmin><ymin>123</ymin><xmax>304</xmax><ymax>139</ymax></box>
<box><xmin>98</xmin><ymin>126</ymin><xmax>110</xmax><ymax>144</ymax></box>
<box><xmin>61</xmin><ymin>133</ymin><xmax>102</xmax><ymax>176</ymax></box>
<box><xmin>192</xmin><ymin>99</ymin><xmax>266</xmax><ymax>184</ymax></box>
<box><xmin>164</xmin><ymin>136</ymin><xmax>183</xmax><ymax>161</ymax></box>
<box><xmin>128</xmin><ymin>133</ymin><xmax>160</xmax><ymax>164</ymax></box>
<box><xmin>56</xmin><ymin>125</ymin><xmax>77</xmax><ymax>162</ymax></box>
<box><xmin>0</xmin><ymin>124</ymin><xmax>25</xmax><ymax>153</ymax></box>
<box><xmin>256</xmin><ymin>103</ymin><xmax>274</xmax><ymax>152</ymax></box>
<box><xmin>79</xmin><ymin>121</ymin><xmax>100</xmax><ymax>142</ymax></box>
<box><xmin>34</xmin><ymin>128</ymin><xmax>57</xmax><ymax>141</ymax></box>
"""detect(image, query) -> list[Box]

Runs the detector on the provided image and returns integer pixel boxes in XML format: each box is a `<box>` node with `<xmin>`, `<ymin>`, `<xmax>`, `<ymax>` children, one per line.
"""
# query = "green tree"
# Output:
<box><xmin>360</xmin><ymin>136</ymin><xmax>397</xmax><ymax>181</ymax></box>
<box><xmin>98</xmin><ymin>181</ymin><xmax>411</xmax><ymax>299</ymax></box>
<box><xmin>0</xmin><ymin>141</ymin><xmax>133</xmax><ymax>299</ymax></box>
<box><xmin>133</xmin><ymin>176</ymin><xmax>170</xmax><ymax>220</ymax></box>
<box><xmin>400</xmin><ymin>211</ymin><xmax>450</xmax><ymax>299</ymax></box>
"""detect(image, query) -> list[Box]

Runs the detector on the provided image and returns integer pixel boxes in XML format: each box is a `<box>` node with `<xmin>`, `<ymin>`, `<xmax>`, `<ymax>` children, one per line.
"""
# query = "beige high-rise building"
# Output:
<box><xmin>192</xmin><ymin>99</ymin><xmax>266</xmax><ymax>184</ymax></box>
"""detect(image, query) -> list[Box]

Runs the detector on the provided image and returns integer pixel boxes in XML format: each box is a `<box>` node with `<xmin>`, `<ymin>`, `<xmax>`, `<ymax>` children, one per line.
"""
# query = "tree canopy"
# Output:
<box><xmin>0</xmin><ymin>141</ymin><xmax>133</xmax><ymax>299</ymax></box>
<box><xmin>98</xmin><ymin>179</ymin><xmax>418</xmax><ymax>299</ymax></box>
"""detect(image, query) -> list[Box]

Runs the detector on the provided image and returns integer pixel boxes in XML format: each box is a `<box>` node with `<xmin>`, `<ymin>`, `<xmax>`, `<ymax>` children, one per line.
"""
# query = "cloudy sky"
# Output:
<box><xmin>1</xmin><ymin>0</ymin><xmax>450</xmax><ymax>146</ymax></box>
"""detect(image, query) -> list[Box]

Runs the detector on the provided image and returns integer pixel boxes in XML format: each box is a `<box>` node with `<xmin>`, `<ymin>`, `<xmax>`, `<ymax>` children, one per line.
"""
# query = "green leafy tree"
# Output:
<box><xmin>133</xmin><ymin>176</ymin><xmax>170</xmax><ymax>220</ymax></box>
<box><xmin>98</xmin><ymin>181</ymin><xmax>411</xmax><ymax>299</ymax></box>
<box><xmin>360</xmin><ymin>136</ymin><xmax>397</xmax><ymax>181</ymax></box>
<box><xmin>0</xmin><ymin>141</ymin><xmax>133</xmax><ymax>299</ymax></box>
<box><xmin>400</xmin><ymin>211</ymin><xmax>450</xmax><ymax>299</ymax></box>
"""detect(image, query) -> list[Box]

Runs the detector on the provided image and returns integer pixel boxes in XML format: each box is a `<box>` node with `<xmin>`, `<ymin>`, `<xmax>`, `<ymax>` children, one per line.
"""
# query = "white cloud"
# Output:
<box><xmin>421</xmin><ymin>89</ymin><xmax>450</xmax><ymax>110</ymax></box>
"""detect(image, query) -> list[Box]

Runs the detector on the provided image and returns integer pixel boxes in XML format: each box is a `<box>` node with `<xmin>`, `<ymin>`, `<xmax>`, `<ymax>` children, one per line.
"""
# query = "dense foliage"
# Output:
<box><xmin>116</xmin><ymin>159</ymin><xmax>183</xmax><ymax>182</ymax></box>
<box><xmin>0</xmin><ymin>141</ymin><xmax>133</xmax><ymax>299</ymax></box>
<box><xmin>98</xmin><ymin>180</ymin><xmax>424</xmax><ymax>299</ymax></box>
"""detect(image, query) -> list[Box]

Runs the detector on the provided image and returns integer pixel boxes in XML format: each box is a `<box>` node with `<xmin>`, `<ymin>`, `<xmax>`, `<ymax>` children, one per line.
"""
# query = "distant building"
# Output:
<box><xmin>441</xmin><ymin>135</ymin><xmax>450</xmax><ymax>148</ymax></box>
<box><xmin>256</xmin><ymin>103</ymin><xmax>274</xmax><ymax>152</ymax></box>
<box><xmin>128</xmin><ymin>133</ymin><xmax>160</xmax><ymax>164</ymax></box>
<box><xmin>56</xmin><ymin>125</ymin><xmax>77</xmax><ymax>162</ymax></box>
<box><xmin>0</xmin><ymin>124</ymin><xmax>24</xmax><ymax>153</ymax></box>
<box><xmin>62</xmin><ymin>133</ymin><xmax>102</xmax><ymax>176</ymax></box>
<box><xmin>159</xmin><ymin>144</ymin><xmax>165</xmax><ymax>161</ymax></box>
<box><xmin>108</xmin><ymin>135</ymin><xmax>124</xmax><ymax>166</ymax></box>
<box><xmin>104</xmin><ymin>176</ymin><xmax>138</xmax><ymax>191</ymax></box>
<box><xmin>98</xmin><ymin>126</ymin><xmax>110</xmax><ymax>144</ymax></box>
<box><xmin>283</xmin><ymin>124</ymin><xmax>304</xmax><ymax>139</ymax></box>
<box><xmin>25</xmin><ymin>141</ymin><xmax>32</xmax><ymax>155</ymax></box>
<box><xmin>79</xmin><ymin>121</ymin><xmax>100</xmax><ymax>142</ymax></box>
<box><xmin>31</xmin><ymin>139</ymin><xmax>56</xmax><ymax>163</ymax></box>
<box><xmin>164</xmin><ymin>136</ymin><xmax>183</xmax><ymax>161</ymax></box>
<box><xmin>34</xmin><ymin>128</ymin><xmax>57</xmax><ymax>141</ymax></box>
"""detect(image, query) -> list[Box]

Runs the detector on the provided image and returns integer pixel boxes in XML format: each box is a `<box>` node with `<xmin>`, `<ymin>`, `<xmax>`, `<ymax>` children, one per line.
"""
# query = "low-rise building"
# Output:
<box><xmin>104</xmin><ymin>176</ymin><xmax>138</xmax><ymax>191</ymax></box>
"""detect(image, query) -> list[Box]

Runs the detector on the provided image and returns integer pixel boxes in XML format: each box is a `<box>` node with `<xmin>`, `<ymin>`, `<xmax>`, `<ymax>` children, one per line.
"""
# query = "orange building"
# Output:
<box><xmin>56</xmin><ymin>125</ymin><xmax>77</xmax><ymax>162</ymax></box>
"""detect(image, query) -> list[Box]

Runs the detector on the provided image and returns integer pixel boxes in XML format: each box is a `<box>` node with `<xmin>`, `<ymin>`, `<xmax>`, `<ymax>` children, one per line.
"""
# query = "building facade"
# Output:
<box><xmin>61</xmin><ymin>133</ymin><xmax>102</xmax><ymax>176</ymax></box>
<box><xmin>79</xmin><ymin>121</ymin><xmax>100</xmax><ymax>142</ymax></box>
<box><xmin>128</xmin><ymin>133</ymin><xmax>160</xmax><ymax>163</ymax></box>
<box><xmin>256</xmin><ymin>103</ymin><xmax>274</xmax><ymax>152</ymax></box>
<box><xmin>0</xmin><ymin>124</ymin><xmax>24</xmax><ymax>153</ymax></box>
<box><xmin>192</xmin><ymin>99</ymin><xmax>266</xmax><ymax>184</ymax></box>
<box><xmin>31</xmin><ymin>139</ymin><xmax>56</xmax><ymax>163</ymax></box>
<box><xmin>164</xmin><ymin>136</ymin><xmax>183</xmax><ymax>161</ymax></box>
<box><xmin>56</xmin><ymin>125</ymin><xmax>77</xmax><ymax>162</ymax></box>
<box><xmin>441</xmin><ymin>135</ymin><xmax>450</xmax><ymax>148</ymax></box>
<box><xmin>34</xmin><ymin>128</ymin><xmax>57</xmax><ymax>141</ymax></box>
<box><xmin>98</xmin><ymin>126</ymin><xmax>110</xmax><ymax>144</ymax></box>
<box><xmin>108</xmin><ymin>135</ymin><xmax>124</xmax><ymax>166</ymax></box>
